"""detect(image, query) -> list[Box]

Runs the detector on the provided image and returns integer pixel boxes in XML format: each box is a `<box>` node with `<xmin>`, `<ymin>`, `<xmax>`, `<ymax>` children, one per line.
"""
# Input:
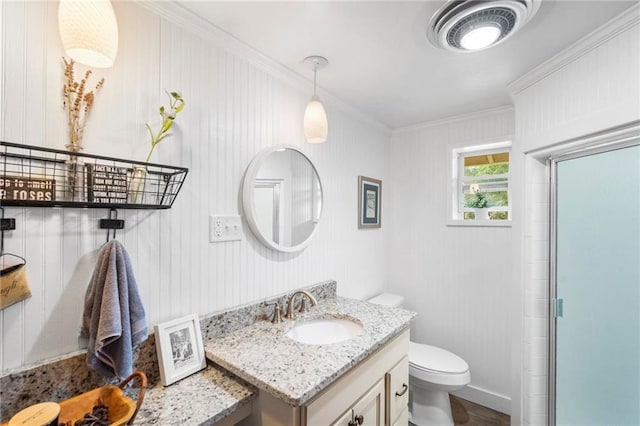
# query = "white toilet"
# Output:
<box><xmin>368</xmin><ymin>293</ymin><xmax>471</xmax><ymax>426</ymax></box>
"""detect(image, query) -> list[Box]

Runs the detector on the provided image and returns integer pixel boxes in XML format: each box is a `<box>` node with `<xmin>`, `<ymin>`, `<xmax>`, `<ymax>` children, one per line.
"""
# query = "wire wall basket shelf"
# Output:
<box><xmin>1</xmin><ymin>141</ymin><xmax>188</xmax><ymax>209</ymax></box>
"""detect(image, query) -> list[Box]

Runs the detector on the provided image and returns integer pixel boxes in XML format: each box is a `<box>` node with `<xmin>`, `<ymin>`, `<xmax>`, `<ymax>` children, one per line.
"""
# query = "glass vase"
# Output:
<box><xmin>129</xmin><ymin>166</ymin><xmax>148</xmax><ymax>204</ymax></box>
<box><xmin>65</xmin><ymin>156</ymin><xmax>85</xmax><ymax>202</ymax></box>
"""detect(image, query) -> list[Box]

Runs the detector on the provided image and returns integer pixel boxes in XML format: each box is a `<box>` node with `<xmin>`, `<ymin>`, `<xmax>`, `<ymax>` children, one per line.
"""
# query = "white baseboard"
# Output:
<box><xmin>452</xmin><ymin>385</ymin><xmax>511</xmax><ymax>415</ymax></box>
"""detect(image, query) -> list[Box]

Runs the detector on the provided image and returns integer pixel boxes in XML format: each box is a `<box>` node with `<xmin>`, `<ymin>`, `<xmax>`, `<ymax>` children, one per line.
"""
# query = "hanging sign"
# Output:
<box><xmin>86</xmin><ymin>164</ymin><xmax>128</xmax><ymax>204</ymax></box>
<box><xmin>0</xmin><ymin>257</ymin><xmax>31</xmax><ymax>310</ymax></box>
<box><xmin>0</xmin><ymin>176</ymin><xmax>55</xmax><ymax>201</ymax></box>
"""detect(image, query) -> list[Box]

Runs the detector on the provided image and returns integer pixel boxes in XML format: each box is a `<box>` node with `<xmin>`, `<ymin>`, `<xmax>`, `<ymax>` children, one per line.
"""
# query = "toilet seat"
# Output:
<box><xmin>409</xmin><ymin>342</ymin><xmax>470</xmax><ymax>387</ymax></box>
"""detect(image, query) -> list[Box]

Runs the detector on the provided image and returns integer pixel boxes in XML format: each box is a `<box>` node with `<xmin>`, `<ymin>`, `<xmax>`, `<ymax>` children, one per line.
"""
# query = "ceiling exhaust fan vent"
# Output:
<box><xmin>427</xmin><ymin>0</ymin><xmax>541</xmax><ymax>52</ymax></box>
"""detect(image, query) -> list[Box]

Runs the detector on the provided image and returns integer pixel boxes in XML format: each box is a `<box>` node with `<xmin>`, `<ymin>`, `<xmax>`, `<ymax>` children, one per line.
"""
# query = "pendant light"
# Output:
<box><xmin>303</xmin><ymin>56</ymin><xmax>329</xmax><ymax>144</ymax></box>
<box><xmin>58</xmin><ymin>0</ymin><xmax>119</xmax><ymax>68</ymax></box>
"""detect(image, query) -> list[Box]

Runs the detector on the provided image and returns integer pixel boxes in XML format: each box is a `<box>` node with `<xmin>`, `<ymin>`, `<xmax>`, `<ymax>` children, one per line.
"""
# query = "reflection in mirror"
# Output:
<box><xmin>243</xmin><ymin>146</ymin><xmax>322</xmax><ymax>252</ymax></box>
<box><xmin>254</xmin><ymin>179</ymin><xmax>281</xmax><ymax>243</ymax></box>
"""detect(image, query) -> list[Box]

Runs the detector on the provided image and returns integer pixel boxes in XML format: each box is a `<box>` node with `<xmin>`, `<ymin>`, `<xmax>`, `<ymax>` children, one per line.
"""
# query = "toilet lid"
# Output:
<box><xmin>367</xmin><ymin>293</ymin><xmax>404</xmax><ymax>308</ymax></box>
<box><xmin>409</xmin><ymin>342</ymin><xmax>469</xmax><ymax>374</ymax></box>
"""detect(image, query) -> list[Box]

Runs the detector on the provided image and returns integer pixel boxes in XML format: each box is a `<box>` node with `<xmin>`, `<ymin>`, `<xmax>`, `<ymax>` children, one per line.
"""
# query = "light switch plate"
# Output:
<box><xmin>209</xmin><ymin>215</ymin><xmax>242</xmax><ymax>242</ymax></box>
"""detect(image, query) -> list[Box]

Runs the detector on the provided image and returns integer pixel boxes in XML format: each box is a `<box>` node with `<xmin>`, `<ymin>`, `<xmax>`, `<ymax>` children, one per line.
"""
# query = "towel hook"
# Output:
<box><xmin>0</xmin><ymin>207</ymin><xmax>17</xmax><ymax>256</ymax></box>
<box><xmin>99</xmin><ymin>208</ymin><xmax>125</xmax><ymax>243</ymax></box>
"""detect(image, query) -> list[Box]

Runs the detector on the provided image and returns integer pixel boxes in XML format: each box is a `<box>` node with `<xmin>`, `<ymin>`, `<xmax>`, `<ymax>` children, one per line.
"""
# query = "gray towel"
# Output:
<box><xmin>80</xmin><ymin>240</ymin><xmax>147</xmax><ymax>379</ymax></box>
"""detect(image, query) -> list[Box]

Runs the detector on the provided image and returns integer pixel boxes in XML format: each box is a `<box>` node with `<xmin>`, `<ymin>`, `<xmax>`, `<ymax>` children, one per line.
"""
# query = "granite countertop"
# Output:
<box><xmin>134</xmin><ymin>364</ymin><xmax>257</xmax><ymax>425</ymax></box>
<box><xmin>204</xmin><ymin>296</ymin><xmax>415</xmax><ymax>406</ymax></box>
<box><xmin>1</xmin><ymin>365</ymin><xmax>256</xmax><ymax>426</ymax></box>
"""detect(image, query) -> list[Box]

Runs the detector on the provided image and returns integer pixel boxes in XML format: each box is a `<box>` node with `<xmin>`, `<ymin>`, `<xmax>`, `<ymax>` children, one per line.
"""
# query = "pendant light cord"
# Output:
<box><xmin>313</xmin><ymin>66</ymin><xmax>317</xmax><ymax>95</ymax></box>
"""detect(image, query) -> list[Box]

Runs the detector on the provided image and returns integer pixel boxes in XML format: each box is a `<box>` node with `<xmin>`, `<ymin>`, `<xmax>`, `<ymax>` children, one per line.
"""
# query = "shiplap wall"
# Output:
<box><xmin>510</xmin><ymin>6</ymin><xmax>640</xmax><ymax>153</ymax></box>
<box><xmin>510</xmin><ymin>7</ymin><xmax>640</xmax><ymax>425</ymax></box>
<box><xmin>388</xmin><ymin>107</ymin><xmax>515</xmax><ymax>413</ymax></box>
<box><xmin>0</xmin><ymin>1</ymin><xmax>391</xmax><ymax>371</ymax></box>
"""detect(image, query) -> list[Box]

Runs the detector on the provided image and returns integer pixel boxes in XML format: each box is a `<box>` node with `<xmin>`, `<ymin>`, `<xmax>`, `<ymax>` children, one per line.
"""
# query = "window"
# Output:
<box><xmin>451</xmin><ymin>142</ymin><xmax>511</xmax><ymax>222</ymax></box>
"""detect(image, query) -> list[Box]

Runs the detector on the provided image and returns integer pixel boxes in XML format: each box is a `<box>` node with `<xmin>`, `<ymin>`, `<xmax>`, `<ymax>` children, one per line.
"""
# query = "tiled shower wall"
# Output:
<box><xmin>522</xmin><ymin>156</ymin><xmax>550</xmax><ymax>425</ymax></box>
<box><xmin>0</xmin><ymin>1</ymin><xmax>391</xmax><ymax>371</ymax></box>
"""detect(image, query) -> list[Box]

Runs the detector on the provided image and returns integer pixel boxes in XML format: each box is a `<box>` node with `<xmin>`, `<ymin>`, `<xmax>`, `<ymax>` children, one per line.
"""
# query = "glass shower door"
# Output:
<box><xmin>553</xmin><ymin>144</ymin><xmax>640</xmax><ymax>425</ymax></box>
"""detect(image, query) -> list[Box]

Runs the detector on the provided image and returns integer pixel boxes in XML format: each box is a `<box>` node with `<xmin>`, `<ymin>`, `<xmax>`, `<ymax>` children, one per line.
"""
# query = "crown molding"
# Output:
<box><xmin>134</xmin><ymin>0</ymin><xmax>391</xmax><ymax>136</ymax></box>
<box><xmin>508</xmin><ymin>3</ymin><xmax>640</xmax><ymax>96</ymax></box>
<box><xmin>392</xmin><ymin>105</ymin><xmax>514</xmax><ymax>135</ymax></box>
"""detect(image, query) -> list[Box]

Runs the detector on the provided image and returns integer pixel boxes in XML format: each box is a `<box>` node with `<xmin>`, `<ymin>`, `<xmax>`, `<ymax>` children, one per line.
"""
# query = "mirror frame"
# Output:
<box><xmin>242</xmin><ymin>145</ymin><xmax>323</xmax><ymax>253</ymax></box>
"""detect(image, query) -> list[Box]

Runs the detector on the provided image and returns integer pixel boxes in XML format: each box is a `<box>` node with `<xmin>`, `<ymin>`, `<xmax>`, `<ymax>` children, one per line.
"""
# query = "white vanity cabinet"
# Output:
<box><xmin>304</xmin><ymin>330</ymin><xmax>408</xmax><ymax>426</ymax></box>
<box><xmin>240</xmin><ymin>330</ymin><xmax>409</xmax><ymax>426</ymax></box>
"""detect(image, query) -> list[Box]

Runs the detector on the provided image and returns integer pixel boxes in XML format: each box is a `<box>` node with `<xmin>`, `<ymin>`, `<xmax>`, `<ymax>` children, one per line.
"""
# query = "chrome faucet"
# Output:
<box><xmin>284</xmin><ymin>290</ymin><xmax>318</xmax><ymax>320</ymax></box>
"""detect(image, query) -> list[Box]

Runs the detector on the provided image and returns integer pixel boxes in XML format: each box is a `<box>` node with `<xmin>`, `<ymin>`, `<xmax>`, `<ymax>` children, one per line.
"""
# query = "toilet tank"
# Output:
<box><xmin>368</xmin><ymin>293</ymin><xmax>404</xmax><ymax>308</ymax></box>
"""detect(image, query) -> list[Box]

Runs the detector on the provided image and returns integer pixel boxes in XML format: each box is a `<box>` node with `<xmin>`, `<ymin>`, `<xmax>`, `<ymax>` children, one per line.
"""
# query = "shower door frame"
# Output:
<box><xmin>547</xmin><ymin>124</ymin><xmax>640</xmax><ymax>426</ymax></box>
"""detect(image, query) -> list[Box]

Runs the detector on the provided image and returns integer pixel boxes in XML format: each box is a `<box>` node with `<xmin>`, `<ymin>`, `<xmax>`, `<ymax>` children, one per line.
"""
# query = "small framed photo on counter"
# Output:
<box><xmin>155</xmin><ymin>313</ymin><xmax>206</xmax><ymax>386</ymax></box>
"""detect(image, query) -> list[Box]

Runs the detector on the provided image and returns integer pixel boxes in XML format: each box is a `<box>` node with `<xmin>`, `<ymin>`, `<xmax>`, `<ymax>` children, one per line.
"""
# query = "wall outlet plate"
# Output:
<box><xmin>209</xmin><ymin>215</ymin><xmax>242</xmax><ymax>242</ymax></box>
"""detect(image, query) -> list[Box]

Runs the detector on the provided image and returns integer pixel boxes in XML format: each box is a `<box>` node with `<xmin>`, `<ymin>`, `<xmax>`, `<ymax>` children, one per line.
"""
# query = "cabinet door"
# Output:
<box><xmin>386</xmin><ymin>356</ymin><xmax>409</xmax><ymax>425</ymax></box>
<box><xmin>392</xmin><ymin>407</ymin><xmax>408</xmax><ymax>426</ymax></box>
<box><xmin>331</xmin><ymin>379</ymin><xmax>385</xmax><ymax>426</ymax></box>
<box><xmin>333</xmin><ymin>408</ymin><xmax>356</xmax><ymax>426</ymax></box>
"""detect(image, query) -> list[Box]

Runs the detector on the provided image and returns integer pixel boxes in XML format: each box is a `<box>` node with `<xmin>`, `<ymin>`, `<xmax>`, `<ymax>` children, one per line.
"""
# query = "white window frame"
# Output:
<box><xmin>447</xmin><ymin>140</ymin><xmax>512</xmax><ymax>227</ymax></box>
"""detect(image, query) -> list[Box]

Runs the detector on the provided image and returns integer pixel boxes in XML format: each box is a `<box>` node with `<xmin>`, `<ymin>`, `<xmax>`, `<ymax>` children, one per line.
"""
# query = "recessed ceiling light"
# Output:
<box><xmin>460</xmin><ymin>25</ymin><xmax>502</xmax><ymax>50</ymax></box>
<box><xmin>427</xmin><ymin>0</ymin><xmax>541</xmax><ymax>53</ymax></box>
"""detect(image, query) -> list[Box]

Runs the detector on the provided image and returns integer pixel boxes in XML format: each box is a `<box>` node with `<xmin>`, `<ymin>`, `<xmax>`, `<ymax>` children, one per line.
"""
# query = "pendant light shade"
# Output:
<box><xmin>304</xmin><ymin>95</ymin><xmax>328</xmax><ymax>144</ymax></box>
<box><xmin>58</xmin><ymin>0</ymin><xmax>119</xmax><ymax>68</ymax></box>
<box><xmin>303</xmin><ymin>56</ymin><xmax>329</xmax><ymax>144</ymax></box>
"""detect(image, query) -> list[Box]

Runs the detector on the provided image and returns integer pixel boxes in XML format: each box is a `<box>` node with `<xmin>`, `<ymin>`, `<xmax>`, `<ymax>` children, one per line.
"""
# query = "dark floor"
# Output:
<box><xmin>451</xmin><ymin>395</ymin><xmax>510</xmax><ymax>426</ymax></box>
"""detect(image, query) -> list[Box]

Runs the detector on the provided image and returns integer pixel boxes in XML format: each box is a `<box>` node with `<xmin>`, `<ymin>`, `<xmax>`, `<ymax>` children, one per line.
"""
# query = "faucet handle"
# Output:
<box><xmin>266</xmin><ymin>302</ymin><xmax>282</xmax><ymax>324</ymax></box>
<box><xmin>299</xmin><ymin>292</ymin><xmax>318</xmax><ymax>313</ymax></box>
<box><xmin>283</xmin><ymin>300</ymin><xmax>295</xmax><ymax>320</ymax></box>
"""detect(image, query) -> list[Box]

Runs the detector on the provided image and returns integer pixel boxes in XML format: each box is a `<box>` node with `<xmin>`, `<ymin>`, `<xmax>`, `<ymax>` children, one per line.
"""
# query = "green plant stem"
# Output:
<box><xmin>144</xmin><ymin>90</ymin><xmax>184</xmax><ymax>164</ymax></box>
<box><xmin>145</xmin><ymin>145</ymin><xmax>156</xmax><ymax>164</ymax></box>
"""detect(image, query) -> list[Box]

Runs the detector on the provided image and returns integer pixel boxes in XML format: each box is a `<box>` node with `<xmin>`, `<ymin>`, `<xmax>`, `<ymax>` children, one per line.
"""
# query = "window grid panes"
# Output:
<box><xmin>457</xmin><ymin>148</ymin><xmax>511</xmax><ymax>221</ymax></box>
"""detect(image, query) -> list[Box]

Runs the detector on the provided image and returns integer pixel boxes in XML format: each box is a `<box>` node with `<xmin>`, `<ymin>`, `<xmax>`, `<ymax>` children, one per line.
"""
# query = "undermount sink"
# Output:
<box><xmin>286</xmin><ymin>317</ymin><xmax>363</xmax><ymax>345</ymax></box>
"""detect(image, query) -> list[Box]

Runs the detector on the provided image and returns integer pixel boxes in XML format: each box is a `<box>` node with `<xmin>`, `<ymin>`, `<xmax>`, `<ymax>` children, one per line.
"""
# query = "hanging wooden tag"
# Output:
<box><xmin>1</xmin><ymin>259</ymin><xmax>31</xmax><ymax>310</ymax></box>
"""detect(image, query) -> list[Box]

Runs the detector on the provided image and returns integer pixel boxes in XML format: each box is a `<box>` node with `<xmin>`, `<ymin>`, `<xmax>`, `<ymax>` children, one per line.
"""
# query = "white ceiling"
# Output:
<box><xmin>178</xmin><ymin>1</ymin><xmax>635</xmax><ymax>129</ymax></box>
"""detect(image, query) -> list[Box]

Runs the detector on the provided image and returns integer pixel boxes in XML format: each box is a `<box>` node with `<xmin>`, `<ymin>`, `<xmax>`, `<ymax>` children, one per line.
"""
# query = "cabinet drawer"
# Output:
<box><xmin>392</xmin><ymin>407</ymin><xmax>408</xmax><ymax>426</ymax></box>
<box><xmin>386</xmin><ymin>356</ymin><xmax>409</xmax><ymax>425</ymax></box>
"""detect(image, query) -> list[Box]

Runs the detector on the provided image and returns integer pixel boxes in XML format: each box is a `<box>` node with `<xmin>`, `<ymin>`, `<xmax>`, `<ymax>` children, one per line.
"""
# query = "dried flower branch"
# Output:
<box><xmin>62</xmin><ymin>58</ymin><xmax>104</xmax><ymax>152</ymax></box>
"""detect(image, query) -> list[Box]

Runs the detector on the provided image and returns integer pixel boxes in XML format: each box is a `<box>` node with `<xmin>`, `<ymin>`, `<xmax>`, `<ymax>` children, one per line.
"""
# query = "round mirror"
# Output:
<box><xmin>242</xmin><ymin>145</ymin><xmax>323</xmax><ymax>252</ymax></box>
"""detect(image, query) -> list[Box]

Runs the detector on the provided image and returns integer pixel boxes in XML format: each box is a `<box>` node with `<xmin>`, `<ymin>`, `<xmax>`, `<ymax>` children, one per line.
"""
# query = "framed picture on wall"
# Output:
<box><xmin>358</xmin><ymin>176</ymin><xmax>382</xmax><ymax>229</ymax></box>
<box><xmin>155</xmin><ymin>314</ymin><xmax>206</xmax><ymax>386</ymax></box>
